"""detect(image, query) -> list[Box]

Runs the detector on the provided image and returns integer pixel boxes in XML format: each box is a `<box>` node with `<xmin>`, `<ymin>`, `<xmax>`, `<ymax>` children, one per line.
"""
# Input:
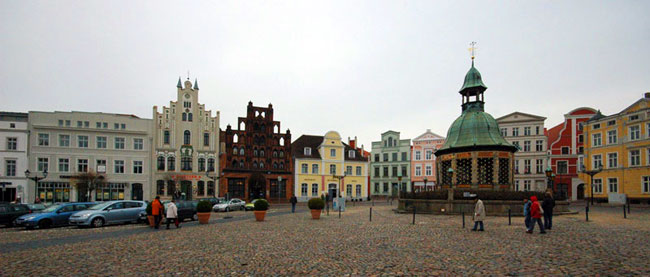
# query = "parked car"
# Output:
<box><xmin>26</xmin><ymin>203</ymin><xmax>47</xmax><ymax>212</ymax></box>
<box><xmin>69</xmin><ymin>201</ymin><xmax>147</xmax><ymax>228</ymax></box>
<box><xmin>0</xmin><ymin>203</ymin><xmax>31</xmax><ymax>227</ymax></box>
<box><xmin>198</xmin><ymin>198</ymin><xmax>221</xmax><ymax>207</ymax></box>
<box><xmin>14</xmin><ymin>202</ymin><xmax>95</xmax><ymax>229</ymax></box>
<box><xmin>212</xmin><ymin>198</ymin><xmax>246</xmax><ymax>212</ymax></box>
<box><xmin>245</xmin><ymin>199</ymin><xmax>268</xmax><ymax>211</ymax></box>
<box><xmin>163</xmin><ymin>200</ymin><xmax>198</xmax><ymax>222</ymax></box>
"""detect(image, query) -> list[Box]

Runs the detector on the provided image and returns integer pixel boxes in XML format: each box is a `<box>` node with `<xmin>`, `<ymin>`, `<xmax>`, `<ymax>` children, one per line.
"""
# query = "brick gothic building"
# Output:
<box><xmin>219</xmin><ymin>102</ymin><xmax>293</xmax><ymax>202</ymax></box>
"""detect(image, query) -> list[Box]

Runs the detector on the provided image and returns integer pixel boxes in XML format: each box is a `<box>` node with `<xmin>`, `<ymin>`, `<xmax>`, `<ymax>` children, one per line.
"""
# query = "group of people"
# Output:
<box><xmin>471</xmin><ymin>191</ymin><xmax>556</xmax><ymax>233</ymax></box>
<box><xmin>150</xmin><ymin>196</ymin><xmax>181</xmax><ymax>230</ymax></box>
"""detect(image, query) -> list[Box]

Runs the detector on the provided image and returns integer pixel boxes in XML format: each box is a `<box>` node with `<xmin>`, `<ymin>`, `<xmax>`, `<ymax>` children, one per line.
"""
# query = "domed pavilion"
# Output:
<box><xmin>435</xmin><ymin>56</ymin><xmax>517</xmax><ymax>190</ymax></box>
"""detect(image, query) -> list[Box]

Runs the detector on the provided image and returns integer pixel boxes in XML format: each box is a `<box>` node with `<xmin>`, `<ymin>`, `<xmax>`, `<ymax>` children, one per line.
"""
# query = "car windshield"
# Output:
<box><xmin>87</xmin><ymin>202</ymin><xmax>112</xmax><ymax>210</ymax></box>
<box><xmin>42</xmin><ymin>204</ymin><xmax>62</xmax><ymax>212</ymax></box>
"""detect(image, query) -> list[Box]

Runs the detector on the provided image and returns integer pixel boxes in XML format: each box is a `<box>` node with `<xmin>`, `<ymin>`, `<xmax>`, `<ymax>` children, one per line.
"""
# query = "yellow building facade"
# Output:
<box><xmin>292</xmin><ymin>131</ymin><xmax>369</xmax><ymax>202</ymax></box>
<box><xmin>580</xmin><ymin>94</ymin><xmax>650</xmax><ymax>203</ymax></box>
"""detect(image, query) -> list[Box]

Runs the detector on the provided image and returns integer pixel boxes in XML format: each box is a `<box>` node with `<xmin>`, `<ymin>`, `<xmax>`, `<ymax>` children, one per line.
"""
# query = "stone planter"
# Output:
<box><xmin>254</xmin><ymin>210</ymin><xmax>266</xmax><ymax>221</ymax></box>
<box><xmin>197</xmin><ymin>212</ymin><xmax>211</xmax><ymax>224</ymax></box>
<box><xmin>310</xmin><ymin>209</ymin><xmax>321</xmax><ymax>219</ymax></box>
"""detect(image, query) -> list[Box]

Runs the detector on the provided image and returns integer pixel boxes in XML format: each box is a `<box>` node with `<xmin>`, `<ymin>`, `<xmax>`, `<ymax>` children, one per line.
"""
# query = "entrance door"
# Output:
<box><xmin>180</xmin><ymin>181</ymin><xmax>192</xmax><ymax>200</ymax></box>
<box><xmin>577</xmin><ymin>184</ymin><xmax>585</xmax><ymax>200</ymax></box>
<box><xmin>391</xmin><ymin>183</ymin><xmax>398</xmax><ymax>197</ymax></box>
<box><xmin>557</xmin><ymin>183</ymin><xmax>568</xmax><ymax>200</ymax></box>
<box><xmin>1</xmin><ymin>188</ymin><xmax>16</xmax><ymax>202</ymax></box>
<box><xmin>250</xmin><ymin>180</ymin><xmax>266</xmax><ymax>200</ymax></box>
<box><xmin>131</xmin><ymin>183</ymin><xmax>143</xmax><ymax>200</ymax></box>
<box><xmin>328</xmin><ymin>183</ymin><xmax>337</xmax><ymax>199</ymax></box>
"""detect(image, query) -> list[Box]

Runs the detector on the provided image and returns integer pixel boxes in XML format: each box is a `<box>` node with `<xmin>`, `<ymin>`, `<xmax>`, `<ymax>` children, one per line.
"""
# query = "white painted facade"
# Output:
<box><xmin>496</xmin><ymin>112</ymin><xmax>549</xmax><ymax>192</ymax></box>
<box><xmin>0</xmin><ymin>112</ymin><xmax>29</xmax><ymax>203</ymax></box>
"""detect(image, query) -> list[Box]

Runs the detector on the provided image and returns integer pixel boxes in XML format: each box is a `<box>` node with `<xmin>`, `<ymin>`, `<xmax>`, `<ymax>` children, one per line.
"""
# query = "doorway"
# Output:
<box><xmin>577</xmin><ymin>184</ymin><xmax>585</xmax><ymax>200</ymax></box>
<box><xmin>1</xmin><ymin>187</ymin><xmax>16</xmax><ymax>202</ymax></box>
<box><xmin>180</xmin><ymin>181</ymin><xmax>192</xmax><ymax>200</ymax></box>
<box><xmin>328</xmin><ymin>183</ymin><xmax>337</xmax><ymax>199</ymax></box>
<box><xmin>131</xmin><ymin>183</ymin><xmax>143</xmax><ymax>200</ymax></box>
<box><xmin>556</xmin><ymin>183</ymin><xmax>568</xmax><ymax>200</ymax></box>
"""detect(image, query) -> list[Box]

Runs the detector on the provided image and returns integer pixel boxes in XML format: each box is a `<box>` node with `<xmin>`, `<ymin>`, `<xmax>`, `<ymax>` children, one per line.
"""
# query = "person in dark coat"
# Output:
<box><xmin>290</xmin><ymin>195</ymin><xmax>297</xmax><ymax>213</ymax></box>
<box><xmin>542</xmin><ymin>192</ymin><xmax>556</xmax><ymax>230</ymax></box>
<box><xmin>527</xmin><ymin>196</ymin><xmax>546</xmax><ymax>234</ymax></box>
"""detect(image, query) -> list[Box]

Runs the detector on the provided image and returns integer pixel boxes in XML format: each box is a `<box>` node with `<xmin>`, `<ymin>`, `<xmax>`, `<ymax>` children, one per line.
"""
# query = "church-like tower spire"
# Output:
<box><xmin>177</xmin><ymin>77</ymin><xmax>182</xmax><ymax>89</ymax></box>
<box><xmin>459</xmin><ymin>42</ymin><xmax>488</xmax><ymax>112</ymax></box>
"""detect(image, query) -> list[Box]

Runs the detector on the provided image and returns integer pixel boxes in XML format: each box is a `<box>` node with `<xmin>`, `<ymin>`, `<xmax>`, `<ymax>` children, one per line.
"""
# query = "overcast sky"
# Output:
<box><xmin>1</xmin><ymin>1</ymin><xmax>649</xmax><ymax>149</ymax></box>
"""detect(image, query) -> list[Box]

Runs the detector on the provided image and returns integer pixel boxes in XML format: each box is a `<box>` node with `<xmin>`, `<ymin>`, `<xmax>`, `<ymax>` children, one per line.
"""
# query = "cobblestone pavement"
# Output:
<box><xmin>1</xmin><ymin>203</ymin><xmax>649</xmax><ymax>276</ymax></box>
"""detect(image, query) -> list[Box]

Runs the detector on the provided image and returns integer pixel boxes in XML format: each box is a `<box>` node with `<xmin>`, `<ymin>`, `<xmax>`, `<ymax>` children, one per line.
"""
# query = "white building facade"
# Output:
<box><xmin>151</xmin><ymin>78</ymin><xmax>220</xmax><ymax>201</ymax></box>
<box><xmin>27</xmin><ymin>111</ymin><xmax>152</xmax><ymax>203</ymax></box>
<box><xmin>0</xmin><ymin>112</ymin><xmax>29</xmax><ymax>203</ymax></box>
<box><xmin>496</xmin><ymin>112</ymin><xmax>548</xmax><ymax>191</ymax></box>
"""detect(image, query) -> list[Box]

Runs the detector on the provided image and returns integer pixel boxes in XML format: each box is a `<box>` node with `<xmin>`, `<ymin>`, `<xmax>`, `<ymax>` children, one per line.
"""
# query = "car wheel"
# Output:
<box><xmin>192</xmin><ymin>214</ymin><xmax>198</xmax><ymax>221</ymax></box>
<box><xmin>38</xmin><ymin>219</ymin><xmax>52</xmax><ymax>229</ymax></box>
<box><xmin>91</xmin><ymin>218</ymin><xmax>105</xmax><ymax>228</ymax></box>
<box><xmin>225</xmin><ymin>207</ymin><xmax>230</xmax><ymax>212</ymax></box>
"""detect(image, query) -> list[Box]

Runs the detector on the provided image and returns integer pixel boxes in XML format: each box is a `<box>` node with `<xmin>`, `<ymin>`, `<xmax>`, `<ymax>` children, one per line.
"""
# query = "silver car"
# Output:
<box><xmin>69</xmin><ymin>200</ymin><xmax>147</xmax><ymax>228</ymax></box>
<box><xmin>212</xmin><ymin>198</ymin><xmax>246</xmax><ymax>212</ymax></box>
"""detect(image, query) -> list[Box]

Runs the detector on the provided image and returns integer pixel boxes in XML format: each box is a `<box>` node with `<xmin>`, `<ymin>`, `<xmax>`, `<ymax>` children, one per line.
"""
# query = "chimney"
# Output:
<box><xmin>645</xmin><ymin>92</ymin><xmax>650</xmax><ymax>99</ymax></box>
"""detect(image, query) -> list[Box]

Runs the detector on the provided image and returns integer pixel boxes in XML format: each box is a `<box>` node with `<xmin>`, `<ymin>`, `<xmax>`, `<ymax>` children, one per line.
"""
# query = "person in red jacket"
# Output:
<box><xmin>527</xmin><ymin>196</ymin><xmax>546</xmax><ymax>234</ymax></box>
<box><xmin>151</xmin><ymin>196</ymin><xmax>163</xmax><ymax>229</ymax></box>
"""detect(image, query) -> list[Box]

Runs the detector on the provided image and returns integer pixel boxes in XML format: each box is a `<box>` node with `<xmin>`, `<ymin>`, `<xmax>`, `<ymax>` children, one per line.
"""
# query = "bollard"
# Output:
<box><xmin>627</xmin><ymin>201</ymin><xmax>631</xmax><ymax>214</ymax></box>
<box><xmin>339</xmin><ymin>206</ymin><xmax>341</xmax><ymax>218</ymax></box>
<box><xmin>508</xmin><ymin>209</ymin><xmax>511</xmax><ymax>225</ymax></box>
<box><xmin>412</xmin><ymin>206</ymin><xmax>416</xmax><ymax>225</ymax></box>
<box><xmin>462</xmin><ymin>211</ymin><xmax>465</xmax><ymax>228</ymax></box>
<box><xmin>623</xmin><ymin>205</ymin><xmax>626</xmax><ymax>219</ymax></box>
<box><xmin>370</xmin><ymin>207</ymin><xmax>372</xmax><ymax>222</ymax></box>
<box><xmin>586</xmin><ymin>206</ymin><xmax>589</xmax><ymax>222</ymax></box>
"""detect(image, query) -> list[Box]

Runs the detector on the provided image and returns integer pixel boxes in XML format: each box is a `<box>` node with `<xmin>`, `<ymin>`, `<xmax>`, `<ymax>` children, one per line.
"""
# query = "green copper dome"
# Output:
<box><xmin>459</xmin><ymin>60</ymin><xmax>487</xmax><ymax>94</ymax></box>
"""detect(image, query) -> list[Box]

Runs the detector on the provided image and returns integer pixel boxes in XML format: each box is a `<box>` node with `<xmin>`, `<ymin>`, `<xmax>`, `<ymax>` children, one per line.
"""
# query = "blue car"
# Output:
<box><xmin>14</xmin><ymin>202</ymin><xmax>95</xmax><ymax>229</ymax></box>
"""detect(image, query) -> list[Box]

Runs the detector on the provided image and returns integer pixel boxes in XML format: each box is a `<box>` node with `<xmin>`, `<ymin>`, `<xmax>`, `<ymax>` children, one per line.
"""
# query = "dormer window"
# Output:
<box><xmin>304</xmin><ymin>147</ymin><xmax>312</xmax><ymax>156</ymax></box>
<box><xmin>348</xmin><ymin>150</ymin><xmax>355</xmax><ymax>158</ymax></box>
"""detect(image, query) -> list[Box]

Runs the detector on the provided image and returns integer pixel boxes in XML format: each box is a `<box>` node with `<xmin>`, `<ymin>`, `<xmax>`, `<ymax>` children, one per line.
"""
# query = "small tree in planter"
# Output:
<box><xmin>253</xmin><ymin>199</ymin><xmax>269</xmax><ymax>221</ymax></box>
<box><xmin>308</xmin><ymin>198</ymin><xmax>325</xmax><ymax>219</ymax></box>
<box><xmin>145</xmin><ymin>202</ymin><xmax>155</xmax><ymax>227</ymax></box>
<box><xmin>196</xmin><ymin>200</ymin><xmax>212</xmax><ymax>224</ymax></box>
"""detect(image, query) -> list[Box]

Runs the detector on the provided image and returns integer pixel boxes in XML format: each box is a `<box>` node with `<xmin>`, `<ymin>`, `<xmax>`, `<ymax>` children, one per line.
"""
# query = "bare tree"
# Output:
<box><xmin>72</xmin><ymin>170</ymin><xmax>107</xmax><ymax>201</ymax></box>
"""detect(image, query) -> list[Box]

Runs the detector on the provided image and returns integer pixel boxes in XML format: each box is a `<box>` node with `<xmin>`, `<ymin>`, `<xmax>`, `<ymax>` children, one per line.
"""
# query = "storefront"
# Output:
<box><xmin>95</xmin><ymin>183</ymin><xmax>127</xmax><ymax>201</ymax></box>
<box><xmin>37</xmin><ymin>182</ymin><xmax>71</xmax><ymax>203</ymax></box>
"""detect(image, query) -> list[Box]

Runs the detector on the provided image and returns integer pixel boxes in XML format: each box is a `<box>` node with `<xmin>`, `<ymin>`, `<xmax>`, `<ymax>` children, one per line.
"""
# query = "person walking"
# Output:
<box><xmin>151</xmin><ymin>196</ymin><xmax>163</xmax><ymax>229</ymax></box>
<box><xmin>290</xmin><ymin>195</ymin><xmax>297</xmax><ymax>213</ymax></box>
<box><xmin>165</xmin><ymin>199</ymin><xmax>180</xmax><ymax>229</ymax></box>
<box><xmin>542</xmin><ymin>192</ymin><xmax>555</xmax><ymax>230</ymax></box>
<box><xmin>527</xmin><ymin>196</ymin><xmax>546</xmax><ymax>234</ymax></box>
<box><xmin>471</xmin><ymin>196</ymin><xmax>486</xmax><ymax>231</ymax></box>
<box><xmin>523</xmin><ymin>198</ymin><xmax>531</xmax><ymax>230</ymax></box>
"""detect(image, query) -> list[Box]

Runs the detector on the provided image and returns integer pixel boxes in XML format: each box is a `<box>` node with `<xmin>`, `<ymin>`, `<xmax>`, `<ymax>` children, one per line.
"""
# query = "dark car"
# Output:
<box><xmin>163</xmin><ymin>200</ymin><xmax>198</xmax><ymax>222</ymax></box>
<box><xmin>0</xmin><ymin>203</ymin><xmax>31</xmax><ymax>227</ymax></box>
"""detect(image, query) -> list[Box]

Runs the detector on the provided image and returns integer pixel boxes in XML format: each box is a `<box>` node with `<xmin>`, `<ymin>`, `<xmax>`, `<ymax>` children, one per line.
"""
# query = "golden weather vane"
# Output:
<box><xmin>468</xmin><ymin>41</ymin><xmax>477</xmax><ymax>60</ymax></box>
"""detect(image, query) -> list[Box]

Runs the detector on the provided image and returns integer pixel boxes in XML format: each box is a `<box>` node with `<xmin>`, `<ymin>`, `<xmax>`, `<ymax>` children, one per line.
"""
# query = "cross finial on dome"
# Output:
<box><xmin>469</xmin><ymin>41</ymin><xmax>477</xmax><ymax>61</ymax></box>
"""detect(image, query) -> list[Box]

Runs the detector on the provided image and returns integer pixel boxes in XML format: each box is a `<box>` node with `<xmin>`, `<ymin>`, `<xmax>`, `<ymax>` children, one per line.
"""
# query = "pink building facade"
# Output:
<box><xmin>411</xmin><ymin>129</ymin><xmax>445</xmax><ymax>190</ymax></box>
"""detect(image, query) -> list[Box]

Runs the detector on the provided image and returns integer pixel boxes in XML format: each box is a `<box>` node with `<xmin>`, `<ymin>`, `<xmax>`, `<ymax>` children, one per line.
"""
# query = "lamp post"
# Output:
<box><xmin>581</xmin><ymin>164</ymin><xmax>602</xmax><ymax>206</ymax></box>
<box><xmin>25</xmin><ymin>169</ymin><xmax>47</xmax><ymax>203</ymax></box>
<box><xmin>423</xmin><ymin>177</ymin><xmax>428</xmax><ymax>192</ymax></box>
<box><xmin>397</xmin><ymin>174</ymin><xmax>403</xmax><ymax>198</ymax></box>
<box><xmin>447</xmin><ymin>167</ymin><xmax>454</xmax><ymax>189</ymax></box>
<box><xmin>545</xmin><ymin>166</ymin><xmax>554</xmax><ymax>191</ymax></box>
<box><xmin>205</xmin><ymin>170</ymin><xmax>223</xmax><ymax>199</ymax></box>
<box><xmin>334</xmin><ymin>173</ymin><xmax>346</xmax><ymax>199</ymax></box>
<box><xmin>277</xmin><ymin>176</ymin><xmax>283</xmax><ymax>204</ymax></box>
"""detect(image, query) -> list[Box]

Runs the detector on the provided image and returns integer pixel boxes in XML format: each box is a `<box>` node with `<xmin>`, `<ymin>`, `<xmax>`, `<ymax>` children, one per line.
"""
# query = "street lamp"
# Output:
<box><xmin>397</xmin><ymin>174</ymin><xmax>403</xmax><ymax>198</ymax></box>
<box><xmin>206</xmin><ymin>170</ymin><xmax>223</xmax><ymax>199</ymax></box>
<box><xmin>447</xmin><ymin>167</ymin><xmax>454</xmax><ymax>189</ymax></box>
<box><xmin>333</xmin><ymin>173</ymin><xmax>346</xmax><ymax>199</ymax></box>
<box><xmin>581</xmin><ymin>164</ymin><xmax>603</xmax><ymax>206</ymax></box>
<box><xmin>545</xmin><ymin>166</ymin><xmax>554</xmax><ymax>190</ymax></box>
<box><xmin>277</xmin><ymin>176</ymin><xmax>283</xmax><ymax>204</ymax></box>
<box><xmin>25</xmin><ymin>169</ymin><xmax>47</xmax><ymax>203</ymax></box>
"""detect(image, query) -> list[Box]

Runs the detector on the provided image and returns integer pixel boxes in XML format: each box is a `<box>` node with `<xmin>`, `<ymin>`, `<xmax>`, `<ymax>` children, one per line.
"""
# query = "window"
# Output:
<box><xmin>133</xmin><ymin>161</ymin><xmax>143</xmax><ymax>174</ymax></box>
<box><xmin>157</xmin><ymin>156</ymin><xmax>165</xmax><ymax>170</ymax></box>
<box><xmin>578</xmin><ymin>135</ymin><xmax>584</xmax><ymax>143</ymax></box>
<box><xmin>383</xmin><ymin>153</ymin><xmax>388</xmax><ymax>162</ymax></box>
<box><xmin>102</xmin><ymin>122</ymin><xmax>107</xmax><ymax>128</ymax></box>
<box><xmin>392</xmin><ymin>153</ymin><xmax>397</xmax><ymax>161</ymax></box>
<box><xmin>301</xmin><ymin>164</ymin><xmax>308</xmax><ymax>174</ymax></box>
<box><xmin>561</xmin><ymin>147</ymin><xmax>569</xmax><ymax>155</ymax></box>
<box><xmin>112</xmin><ymin>160</ymin><xmax>124</xmax><ymax>174</ymax></box>
<box><xmin>97</xmin><ymin>136</ymin><xmax>107</xmax><ymax>148</ymax></box>
<box><xmin>198</xmin><ymin>158</ymin><xmax>205</xmax><ymax>171</ymax></box>
<box><xmin>114</xmin><ymin>123</ymin><xmax>119</xmax><ymax>129</ymax></box>
<box><xmin>524</xmin><ymin>160</ymin><xmax>531</xmax><ymax>173</ymax></box>
<box><xmin>374</xmin><ymin>167</ymin><xmax>379</xmax><ymax>177</ymax></box>
<box><xmin>312</xmin><ymin>184</ymin><xmax>318</xmax><ymax>196</ymax></box>
<box><xmin>356</xmin><ymin>166</ymin><xmax>362</xmax><ymax>176</ymax></box>
<box><xmin>346</xmin><ymin>184</ymin><xmax>352</xmax><ymax>196</ymax></box>
<box><xmin>607</xmin><ymin>120</ymin><xmax>616</xmax><ymax>126</ymax></box>
<box><xmin>163</xmin><ymin>131</ymin><xmax>170</xmax><ymax>144</ymax></box>
<box><xmin>203</xmin><ymin>133</ymin><xmax>210</xmax><ymax>147</ymax></box>
<box><xmin>513</xmin><ymin>141</ymin><xmax>520</xmax><ymax>149</ymax></box>
<box><xmin>346</xmin><ymin>166</ymin><xmax>352</xmax><ymax>175</ymax></box>
<box><xmin>6</xmin><ymin>137</ymin><xmax>17</xmax><ymax>150</ymax></box>
<box><xmin>96</xmin><ymin>122</ymin><xmax>101</xmax><ymax>128</ymax></box>
<box><xmin>300</xmin><ymin>147</ymin><xmax>310</xmax><ymax>156</ymax></box>
<box><xmin>500</xmin><ymin>128</ymin><xmax>507</xmax><ymax>137</ymax></box>
<box><xmin>524</xmin><ymin>180</ymin><xmax>531</xmax><ymax>191</ymax></box>
<box><xmin>207</xmin><ymin>158</ymin><xmax>215</xmax><ymax>172</ymax></box>
<box><xmin>301</xmin><ymin>184</ymin><xmax>308</xmax><ymax>196</ymax></box>
<box><xmin>425</xmin><ymin>165</ymin><xmax>432</xmax><ymax>176</ymax></box>
<box><xmin>608</xmin><ymin>178</ymin><xmax>618</xmax><ymax>193</ymax></box>
<box><xmin>415</xmin><ymin>165</ymin><xmax>422</xmax><ymax>176</ymax></box>
<box><xmin>187</xmin><ymin>113</ymin><xmax>193</xmax><ymax>122</ymax></box>
<box><xmin>425</xmin><ymin>150</ymin><xmax>432</xmax><ymax>160</ymax></box>
<box><xmin>578</xmin><ymin>156</ymin><xmax>584</xmax><ymax>172</ymax></box>
<box><xmin>593</xmin><ymin>123</ymin><xmax>600</xmax><ymax>130</ymax></box>
<box><xmin>392</xmin><ymin>166</ymin><xmax>398</xmax><ymax>177</ymax></box>
<box><xmin>643</xmin><ymin>176</ymin><xmax>650</xmax><ymax>193</ymax></box>
<box><xmin>330</xmin><ymin>165</ymin><xmax>336</xmax><ymax>174</ymax></box>
<box><xmin>134</xmin><ymin>138</ymin><xmax>144</xmax><ymax>150</ymax></box>
<box><xmin>401</xmin><ymin>166</ymin><xmax>407</xmax><ymax>177</ymax></box>
<box><xmin>629</xmin><ymin>114</ymin><xmax>639</xmax><ymax>121</ymax></box>
<box><xmin>374</xmin><ymin>183</ymin><xmax>379</xmax><ymax>193</ymax></box>
<box><xmin>348</xmin><ymin>150</ymin><xmax>355</xmax><ymax>158</ymax></box>
<box><xmin>514</xmin><ymin>160</ymin><xmax>519</xmax><ymax>173</ymax></box>
<box><xmin>536</xmin><ymin>159</ymin><xmax>544</xmax><ymax>173</ymax></box>
<box><xmin>96</xmin><ymin>160</ymin><xmax>106</xmax><ymax>172</ymax></box>
<box><xmin>536</xmin><ymin>126</ymin><xmax>540</xmax><ymax>135</ymax></box>
<box><xmin>524</xmin><ymin>127</ymin><xmax>531</xmax><ymax>136</ymax></box>
<box><xmin>59</xmin><ymin>120</ymin><xmax>64</xmax><ymax>126</ymax></box>
<box><xmin>401</xmin><ymin>152</ymin><xmax>407</xmax><ymax>161</ymax></box>
<box><xmin>5</xmin><ymin>160</ymin><xmax>16</xmax><ymax>176</ymax></box>
<box><xmin>84</xmin><ymin>121</ymin><xmax>89</xmax><ymax>128</ymax></box>
<box><xmin>415</xmin><ymin>151</ymin><xmax>421</xmax><ymax>160</ymax></box>
<box><xmin>630</xmin><ymin>150</ymin><xmax>641</xmax><ymax>166</ymax></box>
<box><xmin>77</xmin><ymin>121</ymin><xmax>83</xmax><ymax>128</ymax></box>
<box><xmin>77</xmin><ymin>159</ymin><xmax>88</xmax><ymax>172</ymax></box>
<box><xmin>630</xmin><ymin>126</ymin><xmax>640</xmax><ymax>141</ymax></box>
<box><xmin>308</xmin><ymin>164</ymin><xmax>317</xmax><ymax>174</ymax></box>
<box><xmin>592</xmin><ymin>133</ymin><xmax>602</xmax><ymax>147</ymax></box>
<box><xmin>593</xmin><ymin>179</ymin><xmax>602</xmax><ymax>193</ymax></box>
<box><xmin>512</xmin><ymin>128</ymin><xmax>519</xmax><ymax>137</ymax></box>
<box><xmin>383</xmin><ymin>183</ymin><xmax>388</xmax><ymax>193</ymax></box>
<box><xmin>535</xmin><ymin>140</ymin><xmax>543</xmax><ymax>152</ymax></box>
<box><xmin>114</xmin><ymin>137</ymin><xmax>125</xmax><ymax>149</ymax></box>
<box><xmin>38</xmin><ymin>158</ymin><xmax>48</xmax><ymax>172</ymax></box>
<box><xmin>608</xmin><ymin>153</ymin><xmax>618</xmax><ymax>168</ymax></box>
<box><xmin>388</xmin><ymin>137</ymin><xmax>393</xmax><ymax>147</ymax></box>
<box><xmin>383</xmin><ymin>166</ymin><xmax>388</xmax><ymax>177</ymax></box>
<box><xmin>515</xmin><ymin>180</ymin><xmax>520</xmax><ymax>191</ymax></box>
<box><xmin>524</xmin><ymin>141</ymin><xmax>531</xmax><ymax>152</ymax></box>
<box><xmin>557</xmin><ymin>161</ymin><xmax>568</xmax><ymax>174</ymax></box>
<box><xmin>593</xmin><ymin>154</ymin><xmax>602</xmax><ymax>169</ymax></box>
<box><xmin>607</xmin><ymin>130</ymin><xmax>617</xmax><ymax>144</ymax></box>
<box><xmin>330</xmin><ymin>149</ymin><xmax>336</xmax><ymax>157</ymax></box>
<box><xmin>356</xmin><ymin>185</ymin><xmax>361</xmax><ymax>197</ymax></box>
<box><xmin>183</xmin><ymin>130</ymin><xmax>191</xmax><ymax>145</ymax></box>
<box><xmin>167</xmin><ymin>156</ymin><xmax>175</xmax><ymax>171</ymax></box>
<box><xmin>181</xmin><ymin>157</ymin><xmax>192</xmax><ymax>171</ymax></box>
<box><xmin>38</xmin><ymin>133</ymin><xmax>49</xmax><ymax>146</ymax></box>
<box><xmin>58</xmin><ymin>158</ymin><xmax>69</xmax><ymax>172</ymax></box>
<box><xmin>239</xmin><ymin>148</ymin><xmax>244</xmax><ymax>155</ymax></box>
<box><xmin>374</xmin><ymin>154</ymin><xmax>379</xmax><ymax>162</ymax></box>
<box><xmin>78</xmin><ymin>136</ymin><xmax>88</xmax><ymax>148</ymax></box>
<box><xmin>197</xmin><ymin>181</ymin><xmax>204</xmax><ymax>196</ymax></box>
<box><xmin>183</xmin><ymin>101</ymin><xmax>191</xmax><ymax>108</ymax></box>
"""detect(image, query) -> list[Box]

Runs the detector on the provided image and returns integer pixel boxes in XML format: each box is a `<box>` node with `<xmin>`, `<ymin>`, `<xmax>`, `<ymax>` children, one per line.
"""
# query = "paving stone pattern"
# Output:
<box><xmin>1</xmin><ymin>203</ymin><xmax>649</xmax><ymax>276</ymax></box>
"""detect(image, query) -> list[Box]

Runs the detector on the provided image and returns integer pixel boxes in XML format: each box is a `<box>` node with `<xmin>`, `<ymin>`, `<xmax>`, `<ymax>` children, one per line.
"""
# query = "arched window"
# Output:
<box><xmin>261</xmin><ymin>124</ymin><xmax>265</xmax><ymax>131</ymax></box>
<box><xmin>273</xmin><ymin>162</ymin><xmax>278</xmax><ymax>169</ymax></box>
<box><xmin>275</xmin><ymin>125</ymin><xmax>280</xmax><ymax>133</ymax></box>
<box><xmin>197</xmin><ymin>181</ymin><xmax>204</xmax><ymax>196</ymax></box>
<box><xmin>239</xmin><ymin>121</ymin><xmax>245</xmax><ymax>130</ymax></box>
<box><xmin>232</xmin><ymin>160</ymin><xmax>238</xmax><ymax>168</ymax></box>
<box><xmin>273</xmin><ymin>150</ymin><xmax>278</xmax><ymax>158</ymax></box>
<box><xmin>280</xmin><ymin>162</ymin><xmax>284</xmax><ymax>169</ymax></box>
<box><xmin>239</xmin><ymin>161</ymin><xmax>244</xmax><ymax>168</ymax></box>
<box><xmin>181</xmin><ymin>157</ymin><xmax>192</xmax><ymax>171</ymax></box>
<box><xmin>163</xmin><ymin>130</ymin><xmax>170</xmax><ymax>144</ymax></box>
<box><xmin>254</xmin><ymin>123</ymin><xmax>259</xmax><ymax>131</ymax></box>
<box><xmin>279</xmin><ymin>137</ymin><xmax>284</xmax><ymax>146</ymax></box>
<box><xmin>233</xmin><ymin>134</ymin><xmax>239</xmax><ymax>143</ymax></box>
<box><xmin>198</xmin><ymin>157</ymin><xmax>205</xmax><ymax>171</ymax></box>
<box><xmin>260</xmin><ymin>148</ymin><xmax>265</xmax><ymax>157</ymax></box>
<box><xmin>182</xmin><ymin>113</ymin><xmax>187</xmax><ymax>121</ymax></box>
<box><xmin>188</xmin><ymin>113</ymin><xmax>193</xmax><ymax>122</ymax></box>
<box><xmin>254</xmin><ymin>148</ymin><xmax>258</xmax><ymax>157</ymax></box>
<box><xmin>279</xmin><ymin>151</ymin><xmax>284</xmax><ymax>158</ymax></box>
<box><xmin>207</xmin><ymin>158</ymin><xmax>215</xmax><ymax>171</ymax></box>
<box><xmin>259</xmin><ymin>161</ymin><xmax>264</xmax><ymax>169</ymax></box>
<box><xmin>157</xmin><ymin>156</ymin><xmax>165</xmax><ymax>171</ymax></box>
<box><xmin>184</xmin><ymin>130</ymin><xmax>191</xmax><ymax>145</ymax></box>
<box><xmin>239</xmin><ymin>148</ymin><xmax>244</xmax><ymax>155</ymax></box>
<box><xmin>167</xmin><ymin>180</ymin><xmax>175</xmax><ymax>196</ymax></box>
<box><xmin>388</xmin><ymin>137</ymin><xmax>393</xmax><ymax>147</ymax></box>
<box><xmin>233</xmin><ymin>146</ymin><xmax>238</xmax><ymax>155</ymax></box>
<box><xmin>167</xmin><ymin>156</ymin><xmax>175</xmax><ymax>171</ymax></box>
<box><xmin>253</xmin><ymin>161</ymin><xmax>258</xmax><ymax>168</ymax></box>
